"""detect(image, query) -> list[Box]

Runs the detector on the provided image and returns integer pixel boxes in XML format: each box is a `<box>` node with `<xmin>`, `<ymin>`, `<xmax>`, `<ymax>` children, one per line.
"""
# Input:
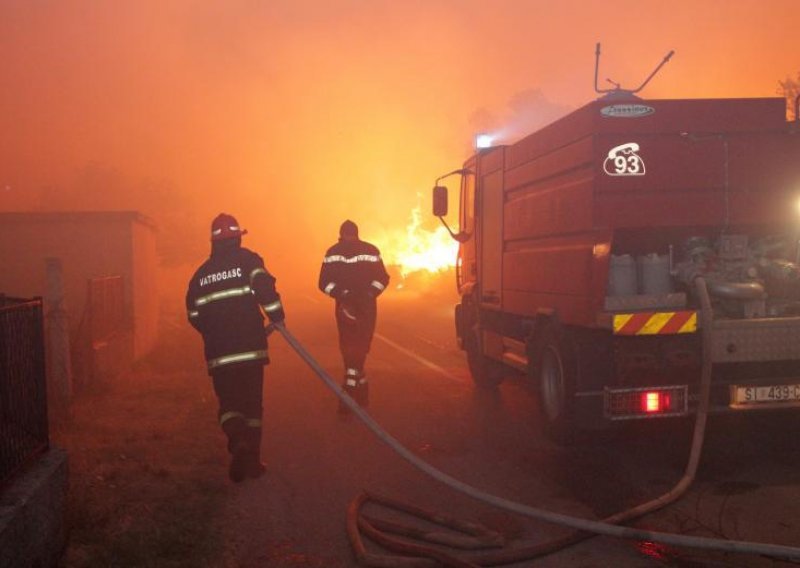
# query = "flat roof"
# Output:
<box><xmin>0</xmin><ymin>210</ymin><xmax>157</xmax><ymax>230</ymax></box>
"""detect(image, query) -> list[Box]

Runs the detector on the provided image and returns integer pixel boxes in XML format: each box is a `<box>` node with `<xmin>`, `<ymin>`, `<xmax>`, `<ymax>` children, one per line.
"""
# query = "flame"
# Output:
<box><xmin>379</xmin><ymin>202</ymin><xmax>458</xmax><ymax>279</ymax></box>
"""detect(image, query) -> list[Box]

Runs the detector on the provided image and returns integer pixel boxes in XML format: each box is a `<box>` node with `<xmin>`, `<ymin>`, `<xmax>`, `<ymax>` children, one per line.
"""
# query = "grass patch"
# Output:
<box><xmin>54</xmin><ymin>323</ymin><xmax>232</xmax><ymax>567</ymax></box>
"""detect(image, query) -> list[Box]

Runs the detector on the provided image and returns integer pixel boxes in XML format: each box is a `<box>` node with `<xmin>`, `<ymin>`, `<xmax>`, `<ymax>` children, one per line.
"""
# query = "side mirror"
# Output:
<box><xmin>432</xmin><ymin>185</ymin><xmax>448</xmax><ymax>217</ymax></box>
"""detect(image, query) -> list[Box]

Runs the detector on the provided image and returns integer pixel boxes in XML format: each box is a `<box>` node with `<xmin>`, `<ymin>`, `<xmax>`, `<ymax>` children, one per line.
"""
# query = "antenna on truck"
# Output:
<box><xmin>594</xmin><ymin>43</ymin><xmax>674</xmax><ymax>99</ymax></box>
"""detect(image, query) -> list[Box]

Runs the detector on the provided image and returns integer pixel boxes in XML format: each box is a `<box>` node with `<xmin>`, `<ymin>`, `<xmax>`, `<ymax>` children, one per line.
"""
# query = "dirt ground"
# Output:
<box><xmin>53</xmin><ymin>317</ymin><xmax>237</xmax><ymax>568</ymax></box>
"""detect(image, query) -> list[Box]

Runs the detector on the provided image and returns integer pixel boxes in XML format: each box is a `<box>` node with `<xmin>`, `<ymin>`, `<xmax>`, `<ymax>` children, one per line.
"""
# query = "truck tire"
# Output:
<box><xmin>464</xmin><ymin>327</ymin><xmax>505</xmax><ymax>389</ymax></box>
<box><xmin>530</xmin><ymin>325</ymin><xmax>576</xmax><ymax>444</ymax></box>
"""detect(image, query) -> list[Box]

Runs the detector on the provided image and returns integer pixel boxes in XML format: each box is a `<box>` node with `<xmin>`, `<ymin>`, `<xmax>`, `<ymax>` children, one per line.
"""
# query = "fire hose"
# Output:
<box><xmin>271</xmin><ymin>277</ymin><xmax>800</xmax><ymax>565</ymax></box>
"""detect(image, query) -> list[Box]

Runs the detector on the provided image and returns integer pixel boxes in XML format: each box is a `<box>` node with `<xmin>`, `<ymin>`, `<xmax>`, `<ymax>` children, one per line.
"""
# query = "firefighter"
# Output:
<box><xmin>318</xmin><ymin>220</ymin><xmax>389</xmax><ymax>411</ymax></box>
<box><xmin>185</xmin><ymin>213</ymin><xmax>285</xmax><ymax>483</ymax></box>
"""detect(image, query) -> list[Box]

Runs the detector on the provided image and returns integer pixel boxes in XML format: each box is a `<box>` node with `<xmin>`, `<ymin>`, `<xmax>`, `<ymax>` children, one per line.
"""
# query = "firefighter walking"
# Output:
<box><xmin>319</xmin><ymin>220</ymin><xmax>389</xmax><ymax>410</ymax></box>
<box><xmin>186</xmin><ymin>213</ymin><xmax>286</xmax><ymax>482</ymax></box>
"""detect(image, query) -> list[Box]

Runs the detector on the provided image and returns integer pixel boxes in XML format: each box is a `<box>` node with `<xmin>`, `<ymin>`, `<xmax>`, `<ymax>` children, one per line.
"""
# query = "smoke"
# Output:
<box><xmin>469</xmin><ymin>89</ymin><xmax>574</xmax><ymax>148</ymax></box>
<box><xmin>2</xmin><ymin>0</ymin><xmax>799</xmax><ymax>296</ymax></box>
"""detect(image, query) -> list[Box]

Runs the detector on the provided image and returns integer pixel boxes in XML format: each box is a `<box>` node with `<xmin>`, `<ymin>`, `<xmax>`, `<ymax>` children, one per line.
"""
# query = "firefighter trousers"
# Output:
<box><xmin>211</xmin><ymin>362</ymin><xmax>264</xmax><ymax>459</ymax></box>
<box><xmin>335</xmin><ymin>298</ymin><xmax>377</xmax><ymax>374</ymax></box>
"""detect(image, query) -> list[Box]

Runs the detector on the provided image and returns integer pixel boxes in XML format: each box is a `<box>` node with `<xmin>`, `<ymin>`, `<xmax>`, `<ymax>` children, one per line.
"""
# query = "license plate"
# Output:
<box><xmin>733</xmin><ymin>384</ymin><xmax>800</xmax><ymax>405</ymax></box>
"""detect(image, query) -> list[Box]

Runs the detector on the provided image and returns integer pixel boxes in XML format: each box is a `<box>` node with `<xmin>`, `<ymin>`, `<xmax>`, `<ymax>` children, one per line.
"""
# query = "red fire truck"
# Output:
<box><xmin>433</xmin><ymin>95</ymin><xmax>800</xmax><ymax>441</ymax></box>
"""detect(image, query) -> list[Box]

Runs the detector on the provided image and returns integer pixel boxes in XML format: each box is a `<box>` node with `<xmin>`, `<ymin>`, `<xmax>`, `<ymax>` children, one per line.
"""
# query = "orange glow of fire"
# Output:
<box><xmin>379</xmin><ymin>204</ymin><xmax>458</xmax><ymax>279</ymax></box>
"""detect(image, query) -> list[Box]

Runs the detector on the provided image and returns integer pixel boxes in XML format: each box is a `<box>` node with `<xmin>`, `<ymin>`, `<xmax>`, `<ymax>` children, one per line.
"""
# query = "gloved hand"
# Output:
<box><xmin>338</xmin><ymin>304</ymin><xmax>358</xmax><ymax>323</ymax></box>
<box><xmin>265</xmin><ymin>319</ymin><xmax>285</xmax><ymax>336</ymax></box>
<box><xmin>337</xmin><ymin>291</ymin><xmax>358</xmax><ymax>322</ymax></box>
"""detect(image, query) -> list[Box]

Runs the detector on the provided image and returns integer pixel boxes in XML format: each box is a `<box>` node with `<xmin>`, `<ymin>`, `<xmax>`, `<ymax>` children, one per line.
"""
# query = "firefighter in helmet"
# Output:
<box><xmin>186</xmin><ymin>213</ymin><xmax>285</xmax><ymax>482</ymax></box>
<box><xmin>318</xmin><ymin>220</ymin><xmax>390</xmax><ymax>410</ymax></box>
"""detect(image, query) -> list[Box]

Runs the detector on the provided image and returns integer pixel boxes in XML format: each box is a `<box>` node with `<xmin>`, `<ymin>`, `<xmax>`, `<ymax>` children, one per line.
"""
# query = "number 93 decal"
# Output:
<box><xmin>603</xmin><ymin>142</ymin><xmax>646</xmax><ymax>176</ymax></box>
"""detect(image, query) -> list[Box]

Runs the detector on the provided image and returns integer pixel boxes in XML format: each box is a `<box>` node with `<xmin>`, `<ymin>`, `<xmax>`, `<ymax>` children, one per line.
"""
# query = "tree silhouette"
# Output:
<box><xmin>778</xmin><ymin>72</ymin><xmax>800</xmax><ymax>121</ymax></box>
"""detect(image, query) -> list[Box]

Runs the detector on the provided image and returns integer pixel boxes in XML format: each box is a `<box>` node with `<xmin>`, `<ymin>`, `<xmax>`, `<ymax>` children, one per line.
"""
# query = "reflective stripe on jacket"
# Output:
<box><xmin>318</xmin><ymin>238</ymin><xmax>390</xmax><ymax>300</ymax></box>
<box><xmin>186</xmin><ymin>243</ymin><xmax>284</xmax><ymax>371</ymax></box>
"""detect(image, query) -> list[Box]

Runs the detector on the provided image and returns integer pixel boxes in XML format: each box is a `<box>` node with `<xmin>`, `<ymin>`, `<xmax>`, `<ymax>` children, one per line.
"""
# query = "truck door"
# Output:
<box><xmin>479</xmin><ymin>168</ymin><xmax>503</xmax><ymax>306</ymax></box>
<box><xmin>458</xmin><ymin>160</ymin><xmax>478</xmax><ymax>292</ymax></box>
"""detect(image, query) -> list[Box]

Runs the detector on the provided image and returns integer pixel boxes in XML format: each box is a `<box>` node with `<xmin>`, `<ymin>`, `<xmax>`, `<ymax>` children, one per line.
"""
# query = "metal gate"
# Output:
<box><xmin>73</xmin><ymin>275</ymin><xmax>126</xmax><ymax>390</ymax></box>
<box><xmin>0</xmin><ymin>295</ymin><xmax>48</xmax><ymax>489</ymax></box>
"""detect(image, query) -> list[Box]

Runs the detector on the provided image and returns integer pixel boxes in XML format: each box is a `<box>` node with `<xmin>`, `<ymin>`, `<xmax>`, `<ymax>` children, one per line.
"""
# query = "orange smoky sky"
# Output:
<box><xmin>1</xmin><ymin>0</ymin><xmax>798</xmax><ymax>287</ymax></box>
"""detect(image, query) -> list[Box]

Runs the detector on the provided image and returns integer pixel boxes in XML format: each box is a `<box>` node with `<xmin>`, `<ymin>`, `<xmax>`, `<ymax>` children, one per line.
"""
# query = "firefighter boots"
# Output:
<box><xmin>354</xmin><ymin>378</ymin><xmax>369</xmax><ymax>408</ymax></box>
<box><xmin>222</xmin><ymin>415</ymin><xmax>250</xmax><ymax>483</ymax></box>
<box><xmin>229</xmin><ymin>441</ymin><xmax>249</xmax><ymax>483</ymax></box>
<box><xmin>229</xmin><ymin>443</ymin><xmax>265</xmax><ymax>482</ymax></box>
<box><xmin>338</xmin><ymin>372</ymin><xmax>369</xmax><ymax>415</ymax></box>
<box><xmin>242</xmin><ymin>421</ymin><xmax>266</xmax><ymax>479</ymax></box>
<box><xmin>338</xmin><ymin>378</ymin><xmax>358</xmax><ymax>416</ymax></box>
<box><xmin>245</xmin><ymin>453</ymin><xmax>267</xmax><ymax>479</ymax></box>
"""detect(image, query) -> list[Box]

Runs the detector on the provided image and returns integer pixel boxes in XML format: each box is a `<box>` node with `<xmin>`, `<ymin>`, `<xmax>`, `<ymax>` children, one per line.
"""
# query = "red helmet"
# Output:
<box><xmin>210</xmin><ymin>213</ymin><xmax>248</xmax><ymax>241</ymax></box>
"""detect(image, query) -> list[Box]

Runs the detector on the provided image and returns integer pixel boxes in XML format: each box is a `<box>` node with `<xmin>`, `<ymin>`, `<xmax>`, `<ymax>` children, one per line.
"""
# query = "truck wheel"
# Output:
<box><xmin>464</xmin><ymin>328</ymin><xmax>505</xmax><ymax>389</ymax></box>
<box><xmin>531</xmin><ymin>326</ymin><xmax>576</xmax><ymax>444</ymax></box>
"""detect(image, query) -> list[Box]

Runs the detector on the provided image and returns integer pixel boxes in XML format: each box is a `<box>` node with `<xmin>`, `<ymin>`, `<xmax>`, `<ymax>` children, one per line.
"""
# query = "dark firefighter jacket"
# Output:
<box><xmin>186</xmin><ymin>242</ymin><xmax>285</xmax><ymax>372</ymax></box>
<box><xmin>318</xmin><ymin>238</ymin><xmax>390</xmax><ymax>302</ymax></box>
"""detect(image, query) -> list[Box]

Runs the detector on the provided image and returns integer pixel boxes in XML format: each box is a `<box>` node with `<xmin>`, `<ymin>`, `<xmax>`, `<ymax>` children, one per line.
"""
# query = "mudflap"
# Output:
<box><xmin>573</xmin><ymin>394</ymin><xmax>608</xmax><ymax>432</ymax></box>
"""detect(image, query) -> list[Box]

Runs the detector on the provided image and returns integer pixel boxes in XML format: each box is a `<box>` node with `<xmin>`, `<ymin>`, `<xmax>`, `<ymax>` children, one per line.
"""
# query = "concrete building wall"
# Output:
<box><xmin>0</xmin><ymin>211</ymin><xmax>158</xmax><ymax>361</ymax></box>
<box><xmin>131</xmin><ymin>219</ymin><xmax>159</xmax><ymax>359</ymax></box>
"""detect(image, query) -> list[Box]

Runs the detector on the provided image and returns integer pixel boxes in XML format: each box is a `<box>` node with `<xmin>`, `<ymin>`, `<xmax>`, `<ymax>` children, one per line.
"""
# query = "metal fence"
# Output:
<box><xmin>72</xmin><ymin>275</ymin><xmax>126</xmax><ymax>391</ymax></box>
<box><xmin>0</xmin><ymin>295</ymin><xmax>48</xmax><ymax>489</ymax></box>
<box><xmin>86</xmin><ymin>276</ymin><xmax>125</xmax><ymax>345</ymax></box>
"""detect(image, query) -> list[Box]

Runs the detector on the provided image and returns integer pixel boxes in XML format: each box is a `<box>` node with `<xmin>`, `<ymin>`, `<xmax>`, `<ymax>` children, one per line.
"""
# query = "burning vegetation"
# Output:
<box><xmin>377</xmin><ymin>201</ymin><xmax>458</xmax><ymax>281</ymax></box>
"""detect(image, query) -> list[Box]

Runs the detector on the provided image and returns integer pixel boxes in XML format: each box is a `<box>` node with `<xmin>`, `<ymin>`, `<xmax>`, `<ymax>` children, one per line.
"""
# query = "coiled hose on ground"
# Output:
<box><xmin>273</xmin><ymin>277</ymin><xmax>800</xmax><ymax>565</ymax></box>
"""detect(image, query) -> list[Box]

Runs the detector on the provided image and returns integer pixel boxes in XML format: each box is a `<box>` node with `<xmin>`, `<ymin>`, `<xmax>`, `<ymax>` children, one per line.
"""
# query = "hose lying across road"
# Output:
<box><xmin>273</xmin><ymin>277</ymin><xmax>800</xmax><ymax>564</ymax></box>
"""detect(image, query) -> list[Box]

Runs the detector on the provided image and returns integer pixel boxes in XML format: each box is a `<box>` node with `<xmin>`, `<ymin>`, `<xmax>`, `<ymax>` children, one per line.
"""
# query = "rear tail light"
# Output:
<box><xmin>605</xmin><ymin>385</ymin><xmax>688</xmax><ymax>420</ymax></box>
<box><xmin>644</xmin><ymin>391</ymin><xmax>666</xmax><ymax>413</ymax></box>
